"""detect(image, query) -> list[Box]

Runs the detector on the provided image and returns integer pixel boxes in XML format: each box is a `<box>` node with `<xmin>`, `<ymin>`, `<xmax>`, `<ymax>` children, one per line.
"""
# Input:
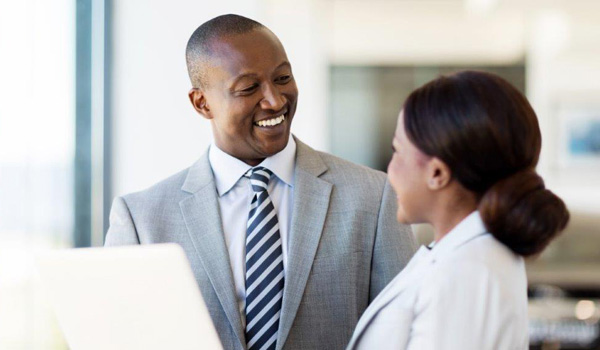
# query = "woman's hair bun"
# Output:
<box><xmin>478</xmin><ymin>169</ymin><xmax>570</xmax><ymax>257</ymax></box>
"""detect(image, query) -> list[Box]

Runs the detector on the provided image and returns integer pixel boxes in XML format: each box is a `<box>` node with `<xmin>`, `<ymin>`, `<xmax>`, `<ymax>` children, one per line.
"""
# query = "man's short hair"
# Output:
<box><xmin>186</xmin><ymin>14</ymin><xmax>265</xmax><ymax>89</ymax></box>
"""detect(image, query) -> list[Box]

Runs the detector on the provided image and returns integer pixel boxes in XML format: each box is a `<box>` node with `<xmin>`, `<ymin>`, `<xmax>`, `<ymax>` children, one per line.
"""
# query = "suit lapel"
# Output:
<box><xmin>179</xmin><ymin>153</ymin><xmax>246</xmax><ymax>349</ymax></box>
<box><xmin>276</xmin><ymin>138</ymin><xmax>332</xmax><ymax>350</ymax></box>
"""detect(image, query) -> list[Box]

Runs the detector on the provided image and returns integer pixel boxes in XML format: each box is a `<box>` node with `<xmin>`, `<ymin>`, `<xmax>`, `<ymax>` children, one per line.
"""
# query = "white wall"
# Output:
<box><xmin>527</xmin><ymin>7</ymin><xmax>600</xmax><ymax>213</ymax></box>
<box><xmin>329</xmin><ymin>0</ymin><xmax>526</xmax><ymax>65</ymax></box>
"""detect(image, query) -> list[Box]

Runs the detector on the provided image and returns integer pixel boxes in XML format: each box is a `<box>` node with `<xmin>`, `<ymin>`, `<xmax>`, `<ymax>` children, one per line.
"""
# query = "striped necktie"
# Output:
<box><xmin>244</xmin><ymin>167</ymin><xmax>284</xmax><ymax>350</ymax></box>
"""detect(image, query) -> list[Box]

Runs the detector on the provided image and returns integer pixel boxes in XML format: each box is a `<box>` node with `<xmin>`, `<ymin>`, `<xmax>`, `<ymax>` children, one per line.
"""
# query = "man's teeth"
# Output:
<box><xmin>256</xmin><ymin>115</ymin><xmax>285</xmax><ymax>127</ymax></box>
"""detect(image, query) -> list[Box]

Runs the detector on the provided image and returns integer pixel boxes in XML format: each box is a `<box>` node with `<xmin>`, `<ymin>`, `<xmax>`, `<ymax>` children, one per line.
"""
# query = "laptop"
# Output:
<box><xmin>36</xmin><ymin>243</ymin><xmax>223</xmax><ymax>350</ymax></box>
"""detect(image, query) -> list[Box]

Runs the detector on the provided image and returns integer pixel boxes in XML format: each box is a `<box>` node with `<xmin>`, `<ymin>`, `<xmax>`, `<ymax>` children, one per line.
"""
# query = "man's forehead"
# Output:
<box><xmin>208</xmin><ymin>29</ymin><xmax>283</xmax><ymax>58</ymax></box>
<box><xmin>202</xmin><ymin>30</ymin><xmax>289</xmax><ymax>77</ymax></box>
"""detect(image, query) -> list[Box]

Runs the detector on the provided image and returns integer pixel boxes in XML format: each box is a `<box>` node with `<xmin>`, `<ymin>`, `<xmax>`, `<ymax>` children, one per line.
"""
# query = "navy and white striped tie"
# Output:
<box><xmin>244</xmin><ymin>167</ymin><xmax>284</xmax><ymax>350</ymax></box>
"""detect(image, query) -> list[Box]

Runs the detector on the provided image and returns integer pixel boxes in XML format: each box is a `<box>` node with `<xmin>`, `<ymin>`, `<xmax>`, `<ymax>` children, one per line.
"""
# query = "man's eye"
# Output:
<box><xmin>240</xmin><ymin>84</ymin><xmax>258</xmax><ymax>93</ymax></box>
<box><xmin>275</xmin><ymin>75</ymin><xmax>291</xmax><ymax>83</ymax></box>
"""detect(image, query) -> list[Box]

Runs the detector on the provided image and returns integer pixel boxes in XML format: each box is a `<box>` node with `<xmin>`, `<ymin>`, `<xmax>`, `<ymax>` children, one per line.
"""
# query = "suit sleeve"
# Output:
<box><xmin>369</xmin><ymin>179</ymin><xmax>417</xmax><ymax>302</ymax></box>
<box><xmin>104</xmin><ymin>196</ymin><xmax>141</xmax><ymax>246</ymax></box>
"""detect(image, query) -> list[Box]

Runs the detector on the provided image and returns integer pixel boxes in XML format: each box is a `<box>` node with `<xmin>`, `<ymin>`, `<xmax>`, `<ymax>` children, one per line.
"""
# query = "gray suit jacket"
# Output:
<box><xmin>105</xmin><ymin>137</ymin><xmax>416</xmax><ymax>350</ymax></box>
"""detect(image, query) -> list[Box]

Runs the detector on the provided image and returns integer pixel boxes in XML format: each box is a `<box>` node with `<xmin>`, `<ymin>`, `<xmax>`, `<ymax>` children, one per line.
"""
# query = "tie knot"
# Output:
<box><xmin>247</xmin><ymin>167</ymin><xmax>273</xmax><ymax>193</ymax></box>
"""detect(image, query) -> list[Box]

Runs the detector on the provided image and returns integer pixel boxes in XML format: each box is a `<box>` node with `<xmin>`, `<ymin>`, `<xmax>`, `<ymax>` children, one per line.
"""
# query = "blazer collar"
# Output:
<box><xmin>276</xmin><ymin>136</ymin><xmax>332</xmax><ymax>350</ymax></box>
<box><xmin>356</xmin><ymin>212</ymin><xmax>487</xmax><ymax>330</ymax></box>
<box><xmin>291</xmin><ymin>135</ymin><xmax>328</xmax><ymax>177</ymax></box>
<box><xmin>179</xmin><ymin>151</ymin><xmax>246</xmax><ymax>348</ymax></box>
<box><xmin>348</xmin><ymin>213</ymin><xmax>488</xmax><ymax>349</ymax></box>
<box><xmin>428</xmin><ymin>211</ymin><xmax>488</xmax><ymax>262</ymax></box>
<box><xmin>181</xmin><ymin>151</ymin><xmax>213</xmax><ymax>194</ymax></box>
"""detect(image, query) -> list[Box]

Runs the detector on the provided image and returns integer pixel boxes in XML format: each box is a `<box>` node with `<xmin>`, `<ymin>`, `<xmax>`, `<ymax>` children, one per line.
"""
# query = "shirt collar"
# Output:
<box><xmin>428</xmin><ymin>211</ymin><xmax>488</xmax><ymax>261</ymax></box>
<box><xmin>208</xmin><ymin>137</ymin><xmax>296</xmax><ymax>197</ymax></box>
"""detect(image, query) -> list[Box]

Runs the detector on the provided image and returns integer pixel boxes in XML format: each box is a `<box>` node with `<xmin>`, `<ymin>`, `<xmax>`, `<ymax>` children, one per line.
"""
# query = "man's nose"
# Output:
<box><xmin>260</xmin><ymin>83</ymin><xmax>286</xmax><ymax>111</ymax></box>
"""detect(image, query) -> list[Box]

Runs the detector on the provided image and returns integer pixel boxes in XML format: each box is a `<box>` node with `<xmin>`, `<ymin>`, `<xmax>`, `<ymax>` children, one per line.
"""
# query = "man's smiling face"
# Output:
<box><xmin>190</xmin><ymin>28</ymin><xmax>298</xmax><ymax>166</ymax></box>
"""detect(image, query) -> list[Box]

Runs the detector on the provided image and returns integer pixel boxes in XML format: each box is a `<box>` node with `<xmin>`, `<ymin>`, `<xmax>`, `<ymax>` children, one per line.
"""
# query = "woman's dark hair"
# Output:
<box><xmin>403</xmin><ymin>70</ymin><xmax>569</xmax><ymax>257</ymax></box>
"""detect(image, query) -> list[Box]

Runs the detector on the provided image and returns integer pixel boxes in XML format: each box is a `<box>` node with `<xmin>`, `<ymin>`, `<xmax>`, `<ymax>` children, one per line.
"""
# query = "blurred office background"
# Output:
<box><xmin>1</xmin><ymin>0</ymin><xmax>599</xmax><ymax>348</ymax></box>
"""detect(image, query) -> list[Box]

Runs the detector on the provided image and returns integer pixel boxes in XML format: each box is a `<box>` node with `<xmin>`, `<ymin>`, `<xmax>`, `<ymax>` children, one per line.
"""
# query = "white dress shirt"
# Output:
<box><xmin>208</xmin><ymin>137</ymin><xmax>296</xmax><ymax>322</ymax></box>
<box><xmin>348</xmin><ymin>211</ymin><xmax>529</xmax><ymax>350</ymax></box>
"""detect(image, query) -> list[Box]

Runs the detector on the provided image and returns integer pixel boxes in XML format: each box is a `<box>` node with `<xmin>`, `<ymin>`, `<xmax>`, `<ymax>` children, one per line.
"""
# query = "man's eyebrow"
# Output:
<box><xmin>230</xmin><ymin>61</ymin><xmax>292</xmax><ymax>86</ymax></box>
<box><xmin>230</xmin><ymin>73</ymin><xmax>258</xmax><ymax>87</ymax></box>
<box><xmin>276</xmin><ymin>61</ymin><xmax>291</xmax><ymax>70</ymax></box>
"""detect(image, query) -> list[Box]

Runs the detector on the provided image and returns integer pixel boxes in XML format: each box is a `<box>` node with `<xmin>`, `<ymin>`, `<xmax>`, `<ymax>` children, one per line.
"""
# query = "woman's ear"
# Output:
<box><xmin>427</xmin><ymin>158</ymin><xmax>452</xmax><ymax>190</ymax></box>
<box><xmin>188</xmin><ymin>88</ymin><xmax>212</xmax><ymax>119</ymax></box>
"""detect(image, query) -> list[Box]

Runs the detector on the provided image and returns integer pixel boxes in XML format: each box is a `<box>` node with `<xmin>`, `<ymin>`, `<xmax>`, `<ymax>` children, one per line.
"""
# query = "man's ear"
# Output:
<box><xmin>426</xmin><ymin>158</ymin><xmax>452</xmax><ymax>190</ymax></box>
<box><xmin>188</xmin><ymin>88</ymin><xmax>212</xmax><ymax>119</ymax></box>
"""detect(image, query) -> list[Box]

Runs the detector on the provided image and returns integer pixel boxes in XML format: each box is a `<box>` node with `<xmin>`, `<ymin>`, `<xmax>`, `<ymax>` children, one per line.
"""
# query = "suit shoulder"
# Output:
<box><xmin>316</xmin><ymin>150</ymin><xmax>387</xmax><ymax>187</ymax></box>
<box><xmin>119</xmin><ymin>167</ymin><xmax>190</xmax><ymax>207</ymax></box>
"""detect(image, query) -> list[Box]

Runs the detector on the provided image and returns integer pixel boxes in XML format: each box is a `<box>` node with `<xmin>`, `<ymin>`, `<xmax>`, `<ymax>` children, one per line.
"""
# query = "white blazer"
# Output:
<box><xmin>346</xmin><ymin>211</ymin><xmax>529</xmax><ymax>350</ymax></box>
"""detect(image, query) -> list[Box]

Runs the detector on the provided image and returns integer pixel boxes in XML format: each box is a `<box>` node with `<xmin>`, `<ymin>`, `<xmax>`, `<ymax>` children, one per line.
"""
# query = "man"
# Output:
<box><xmin>105</xmin><ymin>14</ymin><xmax>416</xmax><ymax>350</ymax></box>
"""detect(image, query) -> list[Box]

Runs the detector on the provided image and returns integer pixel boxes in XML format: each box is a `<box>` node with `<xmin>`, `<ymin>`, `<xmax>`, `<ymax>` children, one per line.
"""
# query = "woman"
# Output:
<box><xmin>346</xmin><ymin>71</ymin><xmax>569</xmax><ymax>349</ymax></box>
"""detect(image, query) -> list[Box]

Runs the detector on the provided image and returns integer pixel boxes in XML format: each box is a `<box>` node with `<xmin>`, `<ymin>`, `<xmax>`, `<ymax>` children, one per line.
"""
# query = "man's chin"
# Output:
<box><xmin>255</xmin><ymin>129</ymin><xmax>290</xmax><ymax>154</ymax></box>
<box><xmin>260</xmin><ymin>140</ymin><xmax>289</xmax><ymax>158</ymax></box>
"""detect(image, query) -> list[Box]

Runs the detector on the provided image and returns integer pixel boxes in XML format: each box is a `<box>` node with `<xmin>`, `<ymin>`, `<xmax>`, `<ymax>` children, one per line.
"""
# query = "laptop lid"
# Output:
<box><xmin>36</xmin><ymin>243</ymin><xmax>223</xmax><ymax>350</ymax></box>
